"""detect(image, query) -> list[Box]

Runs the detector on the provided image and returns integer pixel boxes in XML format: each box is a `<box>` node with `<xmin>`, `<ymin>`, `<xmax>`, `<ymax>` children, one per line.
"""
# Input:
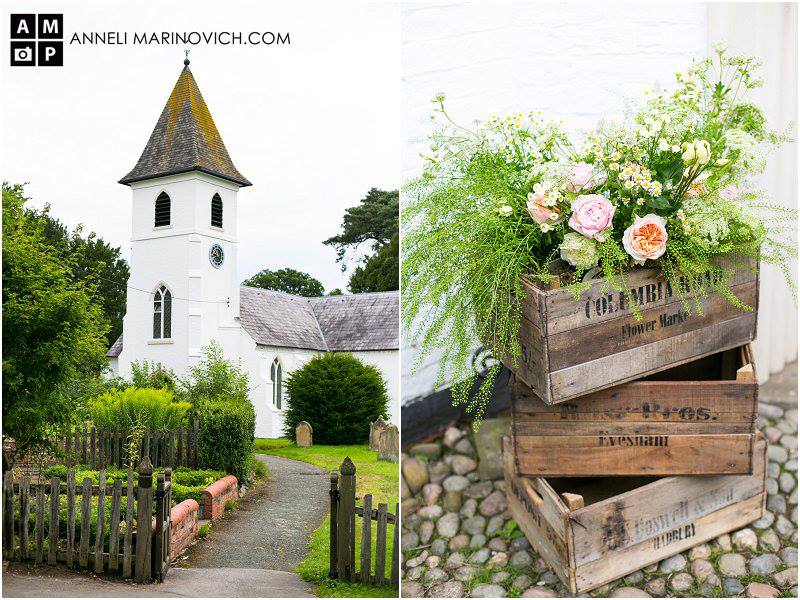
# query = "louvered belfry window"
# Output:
<box><xmin>211</xmin><ymin>193</ymin><xmax>223</xmax><ymax>228</ymax></box>
<box><xmin>153</xmin><ymin>285</ymin><xmax>172</xmax><ymax>339</ymax></box>
<box><xmin>154</xmin><ymin>192</ymin><xmax>171</xmax><ymax>227</ymax></box>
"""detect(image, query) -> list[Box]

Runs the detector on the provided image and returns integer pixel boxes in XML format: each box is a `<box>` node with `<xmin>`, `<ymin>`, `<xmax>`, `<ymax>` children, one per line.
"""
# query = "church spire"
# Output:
<box><xmin>119</xmin><ymin>58</ymin><xmax>251</xmax><ymax>187</ymax></box>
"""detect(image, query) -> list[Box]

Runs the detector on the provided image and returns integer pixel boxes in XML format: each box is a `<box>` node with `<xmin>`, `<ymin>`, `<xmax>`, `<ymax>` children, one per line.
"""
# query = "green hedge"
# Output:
<box><xmin>196</xmin><ymin>400</ymin><xmax>255</xmax><ymax>481</ymax></box>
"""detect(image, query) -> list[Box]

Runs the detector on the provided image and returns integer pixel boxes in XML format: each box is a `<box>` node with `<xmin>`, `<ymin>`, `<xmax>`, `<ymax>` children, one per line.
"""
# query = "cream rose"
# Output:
<box><xmin>566</xmin><ymin>163</ymin><xmax>607</xmax><ymax>193</ymax></box>
<box><xmin>568</xmin><ymin>194</ymin><xmax>616</xmax><ymax>240</ymax></box>
<box><xmin>526</xmin><ymin>193</ymin><xmax>563</xmax><ymax>225</ymax></box>
<box><xmin>623</xmin><ymin>214</ymin><xmax>668</xmax><ymax>265</ymax></box>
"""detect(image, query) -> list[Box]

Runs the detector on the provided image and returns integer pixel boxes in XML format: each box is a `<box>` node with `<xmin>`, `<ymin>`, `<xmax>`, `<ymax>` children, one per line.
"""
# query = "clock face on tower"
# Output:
<box><xmin>209</xmin><ymin>243</ymin><xmax>225</xmax><ymax>269</ymax></box>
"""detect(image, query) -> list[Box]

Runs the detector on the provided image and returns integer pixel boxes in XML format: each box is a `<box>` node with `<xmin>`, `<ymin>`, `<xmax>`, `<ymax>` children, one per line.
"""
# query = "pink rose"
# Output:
<box><xmin>567</xmin><ymin>163</ymin><xmax>607</xmax><ymax>193</ymax></box>
<box><xmin>623</xmin><ymin>214</ymin><xmax>668</xmax><ymax>265</ymax></box>
<box><xmin>568</xmin><ymin>194</ymin><xmax>616</xmax><ymax>240</ymax></box>
<box><xmin>526</xmin><ymin>193</ymin><xmax>563</xmax><ymax>225</ymax></box>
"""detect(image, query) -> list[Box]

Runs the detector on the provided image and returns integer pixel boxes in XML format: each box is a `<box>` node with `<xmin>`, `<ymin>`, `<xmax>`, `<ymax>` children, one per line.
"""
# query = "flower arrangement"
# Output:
<box><xmin>402</xmin><ymin>45</ymin><xmax>797</xmax><ymax>424</ymax></box>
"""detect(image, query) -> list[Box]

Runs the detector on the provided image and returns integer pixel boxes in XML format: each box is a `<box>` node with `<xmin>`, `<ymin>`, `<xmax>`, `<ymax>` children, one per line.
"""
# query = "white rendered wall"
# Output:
<box><xmin>116</xmin><ymin>172</ymin><xmax>242</xmax><ymax>378</ymax></box>
<box><xmin>401</xmin><ymin>2</ymin><xmax>709</xmax><ymax>403</ymax></box>
<box><xmin>352</xmin><ymin>349</ymin><xmax>401</xmax><ymax>425</ymax></box>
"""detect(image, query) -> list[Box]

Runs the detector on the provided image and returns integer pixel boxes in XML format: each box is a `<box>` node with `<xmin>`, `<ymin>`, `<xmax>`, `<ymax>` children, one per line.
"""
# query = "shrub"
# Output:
<box><xmin>180</xmin><ymin>342</ymin><xmax>249</xmax><ymax>405</ymax></box>
<box><xmin>283</xmin><ymin>353</ymin><xmax>388</xmax><ymax>445</ymax></box>
<box><xmin>196</xmin><ymin>400</ymin><xmax>255</xmax><ymax>481</ymax></box>
<box><xmin>87</xmin><ymin>387</ymin><xmax>190</xmax><ymax>431</ymax></box>
<box><xmin>130</xmin><ymin>361</ymin><xmax>177</xmax><ymax>391</ymax></box>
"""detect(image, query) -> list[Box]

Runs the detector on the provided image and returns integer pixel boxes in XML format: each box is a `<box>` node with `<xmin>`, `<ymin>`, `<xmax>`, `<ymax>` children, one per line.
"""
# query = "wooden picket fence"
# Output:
<box><xmin>328</xmin><ymin>457</ymin><xmax>399</xmax><ymax>587</ymax></box>
<box><xmin>58</xmin><ymin>421</ymin><xmax>200</xmax><ymax>470</ymax></box>
<box><xmin>2</xmin><ymin>457</ymin><xmax>171</xmax><ymax>583</ymax></box>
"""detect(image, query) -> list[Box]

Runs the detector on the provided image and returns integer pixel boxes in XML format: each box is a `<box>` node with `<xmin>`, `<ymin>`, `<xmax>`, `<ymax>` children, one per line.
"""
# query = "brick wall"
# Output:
<box><xmin>170</xmin><ymin>499</ymin><xmax>199</xmax><ymax>557</ymax></box>
<box><xmin>400</xmin><ymin>2</ymin><xmax>708</xmax><ymax>402</ymax></box>
<box><xmin>200</xmin><ymin>475</ymin><xmax>238</xmax><ymax>521</ymax></box>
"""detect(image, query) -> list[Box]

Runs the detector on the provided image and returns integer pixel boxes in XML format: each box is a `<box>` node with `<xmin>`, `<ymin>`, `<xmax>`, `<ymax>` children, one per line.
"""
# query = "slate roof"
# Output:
<box><xmin>119</xmin><ymin>63</ymin><xmax>251</xmax><ymax>187</ymax></box>
<box><xmin>107</xmin><ymin>288</ymin><xmax>399</xmax><ymax>357</ymax></box>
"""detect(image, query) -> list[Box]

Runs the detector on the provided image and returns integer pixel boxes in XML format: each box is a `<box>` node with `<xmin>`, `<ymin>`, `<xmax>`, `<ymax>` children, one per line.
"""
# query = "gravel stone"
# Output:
<box><xmin>488</xmin><ymin>537</ymin><xmax>507</xmax><ymax>552</ymax></box>
<box><xmin>469</xmin><ymin>547</ymin><xmax>491</xmax><ymax>564</ymax></box>
<box><xmin>443</xmin><ymin>427</ymin><xmax>465</xmax><ymax>448</ymax></box>
<box><xmin>419</xmin><ymin>520</ymin><xmax>435</xmax><ymax>544</ymax></box>
<box><xmin>490</xmin><ymin>571</ymin><xmax>509</xmax><ymax>584</ymax></box>
<box><xmin>449</xmin><ymin>534</ymin><xmax>469</xmax><ymax>551</ymax></box>
<box><xmin>464</xmin><ymin>481</ymin><xmax>494</xmax><ymax>499</ymax></box>
<box><xmin>768</xmin><ymin>445</ymin><xmax>789</xmax><ymax>464</ymax></box>
<box><xmin>780</xmin><ymin>547</ymin><xmax>798</xmax><ymax>565</ymax></box>
<box><xmin>781</xmin><ymin>435</ymin><xmax>797</xmax><ymax>449</ymax></box>
<box><xmin>768</xmin><ymin>462</ymin><xmax>781</xmax><ymax>478</ymax></box>
<box><xmin>753</xmin><ymin>510</ymin><xmax>775</xmax><ymax>529</ymax></box>
<box><xmin>624</xmin><ymin>570</ymin><xmax>644</xmax><ymax>585</ymax></box>
<box><xmin>779</xmin><ymin>472</ymin><xmax>796</xmax><ymax>493</ymax></box>
<box><xmin>442</xmin><ymin>475</ymin><xmax>470</xmax><ymax>493</ymax></box>
<box><xmin>488</xmin><ymin>552</ymin><xmax>508</xmax><ymax>568</ymax></box>
<box><xmin>454</xmin><ymin>565</ymin><xmax>479</xmax><ymax>582</ymax></box>
<box><xmin>510</xmin><ymin>550</ymin><xmax>534</xmax><ymax>569</ymax></box>
<box><xmin>402</xmin><ymin>581</ymin><xmax>425</xmax><ymax>597</ymax></box>
<box><xmin>767</xmin><ymin>494</ymin><xmax>787</xmax><ymax>515</ymax></box>
<box><xmin>766</xmin><ymin>477</ymin><xmax>780</xmax><ymax>496</ymax></box>
<box><xmin>773</xmin><ymin>567</ymin><xmax>797</xmax><ymax>588</ymax></box>
<box><xmin>418</xmin><ymin>505</ymin><xmax>443</xmax><ymax>520</ymax></box>
<box><xmin>718</xmin><ymin>553</ymin><xmax>747</xmax><ymax>577</ymax></box>
<box><xmin>688</xmin><ymin>544</ymin><xmax>711</xmax><ymax>560</ymax></box>
<box><xmin>429</xmin><ymin>461</ymin><xmax>451</xmax><ymax>485</ymax></box>
<box><xmin>669</xmin><ymin>572</ymin><xmax>695</xmax><ymax>592</ymax></box>
<box><xmin>691</xmin><ymin>559</ymin><xmax>715</xmax><ymax>582</ymax></box>
<box><xmin>522</xmin><ymin>588</ymin><xmax>558</xmax><ymax>597</ymax></box>
<box><xmin>486</xmin><ymin>515</ymin><xmax>505</xmax><ymax>536</ymax></box>
<box><xmin>454</xmin><ymin>437</ymin><xmax>474</xmax><ymax>455</ymax></box>
<box><xmin>760</xmin><ymin>404</ymin><xmax>785</xmax><ymax>419</ymax></box>
<box><xmin>411</xmin><ymin>443</ymin><xmax>442</xmax><ymax>461</ymax></box>
<box><xmin>659</xmin><ymin>553</ymin><xmax>687</xmax><ymax>573</ymax></box>
<box><xmin>423</xmin><ymin>566</ymin><xmax>448</xmax><ymax>585</ymax></box>
<box><xmin>745</xmin><ymin>582</ymin><xmax>780</xmax><ymax>597</ymax></box>
<box><xmin>716</xmin><ymin>534</ymin><xmax>733</xmax><ymax>551</ymax></box>
<box><xmin>429</xmin><ymin>580</ymin><xmax>465</xmax><ymax>598</ymax></box>
<box><xmin>611</xmin><ymin>587</ymin><xmax>651</xmax><ymax>597</ymax></box>
<box><xmin>436</xmin><ymin>513</ymin><xmax>460</xmax><ymax>538</ymax></box>
<box><xmin>402</xmin><ymin>531</ymin><xmax>419</xmax><ymax>551</ymax></box>
<box><xmin>512</xmin><ymin>575</ymin><xmax>533</xmax><ymax>591</ymax></box>
<box><xmin>510</xmin><ymin>536</ymin><xmax>531</xmax><ymax>551</ymax></box>
<box><xmin>460</xmin><ymin>498</ymin><xmax>477</xmax><ymax>518</ymax></box>
<box><xmin>723</xmin><ymin>577</ymin><xmax>745</xmax><ymax>596</ymax></box>
<box><xmin>470</xmin><ymin>533</ymin><xmax>487</xmax><ymax>548</ymax></box>
<box><xmin>479</xmin><ymin>490</ymin><xmax>508</xmax><ymax>517</ymax></box>
<box><xmin>760</xmin><ymin>529</ymin><xmax>781</xmax><ymax>552</ymax></box>
<box><xmin>406</xmin><ymin>565</ymin><xmax>425</xmax><ymax>580</ymax></box>
<box><xmin>471</xmin><ymin>583</ymin><xmax>507</xmax><ymax>598</ymax></box>
<box><xmin>451</xmin><ymin>455</ymin><xmax>478</xmax><ymax>476</ymax></box>
<box><xmin>733</xmin><ymin>528</ymin><xmax>758</xmax><ymax>551</ymax></box>
<box><xmin>422</xmin><ymin>483</ymin><xmax>443</xmax><ymax>506</ymax></box>
<box><xmin>402</xmin><ymin>457</ymin><xmax>429</xmax><ymax>494</ymax></box>
<box><xmin>463</xmin><ymin>515</ymin><xmax>487</xmax><ymax>535</ymax></box>
<box><xmin>750</xmin><ymin>553</ymin><xmax>781</xmax><ymax>574</ymax></box>
<box><xmin>644</xmin><ymin>578</ymin><xmax>667</xmax><ymax>597</ymax></box>
<box><xmin>445</xmin><ymin>552</ymin><xmax>465</xmax><ymax>568</ymax></box>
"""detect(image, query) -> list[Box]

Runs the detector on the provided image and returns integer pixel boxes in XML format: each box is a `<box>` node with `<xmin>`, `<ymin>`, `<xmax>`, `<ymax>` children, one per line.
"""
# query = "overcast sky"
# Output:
<box><xmin>1</xmin><ymin>0</ymin><xmax>400</xmax><ymax>292</ymax></box>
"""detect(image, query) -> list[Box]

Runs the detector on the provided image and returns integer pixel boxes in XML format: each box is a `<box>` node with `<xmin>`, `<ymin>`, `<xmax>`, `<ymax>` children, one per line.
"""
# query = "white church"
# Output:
<box><xmin>107</xmin><ymin>58</ymin><xmax>399</xmax><ymax>438</ymax></box>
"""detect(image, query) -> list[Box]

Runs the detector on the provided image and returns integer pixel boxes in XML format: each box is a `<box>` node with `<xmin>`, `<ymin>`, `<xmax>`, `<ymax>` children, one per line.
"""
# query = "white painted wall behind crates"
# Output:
<box><xmin>401</xmin><ymin>2</ymin><xmax>797</xmax><ymax>404</ymax></box>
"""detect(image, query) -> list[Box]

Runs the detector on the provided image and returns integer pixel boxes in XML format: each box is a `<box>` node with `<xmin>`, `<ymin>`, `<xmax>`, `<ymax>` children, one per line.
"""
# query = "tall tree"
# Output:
<box><xmin>324</xmin><ymin>188</ymin><xmax>398</xmax><ymax>266</ymax></box>
<box><xmin>2</xmin><ymin>183</ymin><xmax>108</xmax><ymax>469</ymax></box>
<box><xmin>348</xmin><ymin>232</ymin><xmax>399</xmax><ymax>293</ymax></box>
<box><xmin>242</xmin><ymin>267</ymin><xmax>325</xmax><ymax>297</ymax></box>
<box><xmin>25</xmin><ymin>205</ymin><xmax>129</xmax><ymax>345</ymax></box>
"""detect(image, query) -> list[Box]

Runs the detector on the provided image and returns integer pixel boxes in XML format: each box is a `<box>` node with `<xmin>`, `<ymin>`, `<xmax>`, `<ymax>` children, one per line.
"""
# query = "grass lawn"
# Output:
<box><xmin>256</xmin><ymin>438</ymin><xmax>399</xmax><ymax>598</ymax></box>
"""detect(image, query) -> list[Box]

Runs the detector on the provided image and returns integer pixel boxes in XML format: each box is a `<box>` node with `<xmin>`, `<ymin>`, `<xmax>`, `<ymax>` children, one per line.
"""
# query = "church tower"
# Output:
<box><xmin>114</xmin><ymin>57</ymin><xmax>251</xmax><ymax>378</ymax></box>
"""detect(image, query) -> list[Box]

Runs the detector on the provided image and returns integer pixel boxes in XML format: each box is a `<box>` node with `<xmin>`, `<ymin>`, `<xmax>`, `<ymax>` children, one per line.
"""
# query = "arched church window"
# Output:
<box><xmin>154</xmin><ymin>192</ymin><xmax>171</xmax><ymax>227</ymax></box>
<box><xmin>153</xmin><ymin>285</ymin><xmax>172</xmax><ymax>339</ymax></box>
<box><xmin>211</xmin><ymin>193</ymin><xmax>223</xmax><ymax>228</ymax></box>
<box><xmin>270</xmin><ymin>358</ymin><xmax>283</xmax><ymax>409</ymax></box>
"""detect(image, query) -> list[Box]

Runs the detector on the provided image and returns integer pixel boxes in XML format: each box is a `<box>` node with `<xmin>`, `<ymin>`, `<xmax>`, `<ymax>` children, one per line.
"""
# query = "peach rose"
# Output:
<box><xmin>567</xmin><ymin>163</ymin><xmax>607</xmax><ymax>193</ymax></box>
<box><xmin>568</xmin><ymin>194</ymin><xmax>616</xmax><ymax>240</ymax></box>
<box><xmin>623</xmin><ymin>214</ymin><xmax>668</xmax><ymax>265</ymax></box>
<box><xmin>526</xmin><ymin>193</ymin><xmax>563</xmax><ymax>225</ymax></box>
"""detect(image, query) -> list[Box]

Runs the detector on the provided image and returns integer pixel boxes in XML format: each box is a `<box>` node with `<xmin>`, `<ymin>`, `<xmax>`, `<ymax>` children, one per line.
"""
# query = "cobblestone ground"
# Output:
<box><xmin>400</xmin><ymin>385</ymin><xmax>797</xmax><ymax>598</ymax></box>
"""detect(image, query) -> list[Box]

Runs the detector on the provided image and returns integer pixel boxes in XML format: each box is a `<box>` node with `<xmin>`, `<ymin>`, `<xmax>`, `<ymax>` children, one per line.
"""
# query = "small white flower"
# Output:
<box><xmin>497</xmin><ymin>205</ymin><xmax>513</xmax><ymax>217</ymax></box>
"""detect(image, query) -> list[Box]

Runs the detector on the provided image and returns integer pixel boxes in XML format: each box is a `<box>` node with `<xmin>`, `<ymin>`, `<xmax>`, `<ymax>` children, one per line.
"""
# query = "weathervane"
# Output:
<box><xmin>184</xmin><ymin>48</ymin><xmax>190</xmax><ymax>66</ymax></box>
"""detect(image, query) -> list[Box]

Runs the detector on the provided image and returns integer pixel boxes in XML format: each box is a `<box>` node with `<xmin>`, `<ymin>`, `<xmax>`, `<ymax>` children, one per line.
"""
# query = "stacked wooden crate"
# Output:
<box><xmin>501</xmin><ymin>258</ymin><xmax>766</xmax><ymax>595</ymax></box>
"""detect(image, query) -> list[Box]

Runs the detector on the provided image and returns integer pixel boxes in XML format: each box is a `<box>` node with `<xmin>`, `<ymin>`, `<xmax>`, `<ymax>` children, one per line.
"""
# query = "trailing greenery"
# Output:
<box><xmin>87</xmin><ymin>387</ymin><xmax>190</xmax><ymax>431</ymax></box>
<box><xmin>2</xmin><ymin>183</ymin><xmax>108</xmax><ymax>470</ymax></box>
<box><xmin>283</xmin><ymin>353</ymin><xmax>389</xmax><ymax>445</ymax></box>
<box><xmin>402</xmin><ymin>46</ymin><xmax>797</xmax><ymax>425</ymax></box>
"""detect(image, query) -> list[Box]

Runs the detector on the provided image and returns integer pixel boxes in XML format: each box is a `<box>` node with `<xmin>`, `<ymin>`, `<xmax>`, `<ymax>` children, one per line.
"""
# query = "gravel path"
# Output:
<box><xmin>401</xmin><ymin>365</ymin><xmax>798</xmax><ymax>598</ymax></box>
<box><xmin>179</xmin><ymin>454</ymin><xmax>330</xmax><ymax>572</ymax></box>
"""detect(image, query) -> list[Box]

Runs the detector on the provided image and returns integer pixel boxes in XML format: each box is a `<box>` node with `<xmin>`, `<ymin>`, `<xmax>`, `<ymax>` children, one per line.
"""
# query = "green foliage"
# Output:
<box><xmin>324</xmin><ymin>188</ymin><xmax>399</xmax><ymax>268</ymax></box>
<box><xmin>130</xmin><ymin>360</ymin><xmax>177</xmax><ymax>391</ymax></box>
<box><xmin>327</xmin><ymin>288</ymin><xmax>343</xmax><ymax>296</ymax></box>
<box><xmin>87</xmin><ymin>387</ymin><xmax>190</xmax><ymax>431</ymax></box>
<box><xmin>403</xmin><ymin>48</ymin><xmax>797</xmax><ymax>425</ymax></box>
<box><xmin>196</xmin><ymin>399</ymin><xmax>255</xmax><ymax>481</ymax></box>
<box><xmin>2</xmin><ymin>183</ymin><xmax>108</xmax><ymax>468</ymax></box>
<box><xmin>224</xmin><ymin>499</ymin><xmax>237</xmax><ymax>511</ymax></box>
<box><xmin>283</xmin><ymin>353</ymin><xmax>388</xmax><ymax>445</ymax></box>
<box><xmin>245</xmin><ymin>453</ymin><xmax>270</xmax><ymax>481</ymax></box>
<box><xmin>22</xmin><ymin>201</ymin><xmax>129</xmax><ymax>346</ymax></box>
<box><xmin>181</xmin><ymin>341</ymin><xmax>250</xmax><ymax>405</ymax></box>
<box><xmin>198</xmin><ymin>523</ymin><xmax>211</xmax><ymax>538</ymax></box>
<box><xmin>348</xmin><ymin>232</ymin><xmax>399</xmax><ymax>293</ymax></box>
<box><xmin>242</xmin><ymin>267</ymin><xmax>325</xmax><ymax>297</ymax></box>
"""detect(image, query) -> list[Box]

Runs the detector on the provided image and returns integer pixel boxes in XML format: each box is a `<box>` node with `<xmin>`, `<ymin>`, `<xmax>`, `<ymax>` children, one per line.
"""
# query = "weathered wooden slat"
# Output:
<box><xmin>109</xmin><ymin>479</ymin><xmax>122</xmax><ymax>572</ymax></box>
<box><xmin>35</xmin><ymin>484</ymin><xmax>45</xmax><ymax>563</ymax></box>
<box><xmin>359</xmin><ymin>494</ymin><xmax>372</xmax><ymax>583</ymax></box>
<box><xmin>4</xmin><ymin>475</ymin><xmax>15</xmax><ymax>557</ymax></box>
<box><xmin>48</xmin><ymin>476</ymin><xmax>60</xmax><ymax>565</ymax></box>
<box><xmin>336</xmin><ymin>458</ymin><xmax>356</xmax><ymax>582</ymax></box>
<box><xmin>123</xmin><ymin>470</ymin><xmax>134</xmax><ymax>578</ymax></box>
<box><xmin>95</xmin><ymin>469</ymin><xmax>106</xmax><ymax>573</ymax></box>
<box><xmin>134</xmin><ymin>458</ymin><xmax>153</xmax><ymax>583</ymax></box>
<box><xmin>66</xmin><ymin>470</ymin><xmax>76</xmax><ymax>567</ymax></box>
<box><xmin>79</xmin><ymin>477</ymin><xmax>91</xmax><ymax>568</ymax></box>
<box><xmin>20</xmin><ymin>476</ymin><xmax>30</xmax><ymax>560</ymax></box>
<box><xmin>374</xmin><ymin>503</ymin><xmax>387</xmax><ymax>585</ymax></box>
<box><xmin>390</xmin><ymin>503</ymin><xmax>399</xmax><ymax>586</ymax></box>
<box><xmin>153</xmin><ymin>473</ymin><xmax>166</xmax><ymax>581</ymax></box>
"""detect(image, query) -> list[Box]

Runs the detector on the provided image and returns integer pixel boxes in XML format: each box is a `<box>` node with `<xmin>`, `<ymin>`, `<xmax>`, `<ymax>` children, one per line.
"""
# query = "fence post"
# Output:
<box><xmin>390</xmin><ymin>502</ymin><xmax>400</xmax><ymax>586</ymax></box>
<box><xmin>66</xmin><ymin>470</ymin><xmax>75</xmax><ymax>568</ymax></box>
<box><xmin>95</xmin><ymin>469</ymin><xmax>106</xmax><ymax>573</ymax></box>
<box><xmin>328</xmin><ymin>470</ymin><xmax>339</xmax><ymax>579</ymax></box>
<box><xmin>48</xmin><ymin>476</ymin><xmax>60</xmax><ymax>565</ymax></box>
<box><xmin>3</xmin><ymin>474</ymin><xmax>14</xmax><ymax>557</ymax></box>
<box><xmin>153</xmin><ymin>472</ymin><xmax>165</xmax><ymax>581</ymax></box>
<box><xmin>336</xmin><ymin>457</ymin><xmax>356</xmax><ymax>582</ymax></box>
<box><xmin>360</xmin><ymin>493</ymin><xmax>372</xmax><ymax>583</ymax></box>
<box><xmin>20</xmin><ymin>476</ymin><xmax>30</xmax><ymax>560</ymax></box>
<box><xmin>135</xmin><ymin>457</ymin><xmax>153</xmax><ymax>583</ymax></box>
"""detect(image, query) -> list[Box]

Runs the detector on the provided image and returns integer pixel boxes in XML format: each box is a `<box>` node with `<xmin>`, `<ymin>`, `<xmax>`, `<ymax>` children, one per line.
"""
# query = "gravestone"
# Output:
<box><xmin>296</xmin><ymin>421</ymin><xmax>313</xmax><ymax>447</ymax></box>
<box><xmin>369</xmin><ymin>418</ymin><xmax>387</xmax><ymax>452</ymax></box>
<box><xmin>378</xmin><ymin>424</ymin><xmax>399</xmax><ymax>462</ymax></box>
